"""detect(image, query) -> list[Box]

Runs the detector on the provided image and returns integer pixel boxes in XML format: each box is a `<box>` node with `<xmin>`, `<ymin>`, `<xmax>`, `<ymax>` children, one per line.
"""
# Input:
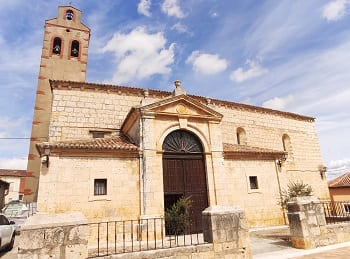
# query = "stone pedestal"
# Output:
<box><xmin>18</xmin><ymin>212</ymin><xmax>88</xmax><ymax>259</ymax></box>
<box><xmin>287</xmin><ymin>196</ymin><xmax>327</xmax><ymax>249</ymax></box>
<box><xmin>202</xmin><ymin>206</ymin><xmax>252</xmax><ymax>258</ymax></box>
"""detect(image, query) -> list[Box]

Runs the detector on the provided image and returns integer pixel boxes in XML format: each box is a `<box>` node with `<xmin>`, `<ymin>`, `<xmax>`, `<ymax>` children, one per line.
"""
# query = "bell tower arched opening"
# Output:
<box><xmin>162</xmin><ymin>130</ymin><xmax>208</xmax><ymax>233</ymax></box>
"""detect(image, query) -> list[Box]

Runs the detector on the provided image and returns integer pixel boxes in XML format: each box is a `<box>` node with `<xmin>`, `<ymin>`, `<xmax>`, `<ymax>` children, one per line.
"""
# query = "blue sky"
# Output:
<box><xmin>0</xmin><ymin>0</ymin><xmax>349</xmax><ymax>179</ymax></box>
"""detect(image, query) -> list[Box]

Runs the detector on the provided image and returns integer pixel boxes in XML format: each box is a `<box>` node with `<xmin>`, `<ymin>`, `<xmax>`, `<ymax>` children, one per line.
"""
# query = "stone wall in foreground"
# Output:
<box><xmin>287</xmin><ymin>196</ymin><xmax>350</xmax><ymax>249</ymax></box>
<box><xmin>18</xmin><ymin>212</ymin><xmax>88</xmax><ymax>258</ymax></box>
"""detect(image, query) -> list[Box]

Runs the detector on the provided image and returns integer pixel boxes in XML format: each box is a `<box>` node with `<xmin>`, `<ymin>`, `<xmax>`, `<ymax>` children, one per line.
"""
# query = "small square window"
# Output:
<box><xmin>94</xmin><ymin>179</ymin><xmax>107</xmax><ymax>195</ymax></box>
<box><xmin>249</xmin><ymin>176</ymin><xmax>258</xmax><ymax>190</ymax></box>
<box><xmin>92</xmin><ymin>132</ymin><xmax>105</xmax><ymax>138</ymax></box>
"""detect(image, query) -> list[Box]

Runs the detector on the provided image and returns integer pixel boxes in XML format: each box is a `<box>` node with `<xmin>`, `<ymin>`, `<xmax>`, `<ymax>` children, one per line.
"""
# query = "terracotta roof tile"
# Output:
<box><xmin>0</xmin><ymin>169</ymin><xmax>26</xmax><ymax>177</ymax></box>
<box><xmin>36</xmin><ymin>136</ymin><xmax>139</xmax><ymax>155</ymax></box>
<box><xmin>328</xmin><ymin>172</ymin><xmax>350</xmax><ymax>188</ymax></box>
<box><xmin>223</xmin><ymin>143</ymin><xmax>286</xmax><ymax>155</ymax></box>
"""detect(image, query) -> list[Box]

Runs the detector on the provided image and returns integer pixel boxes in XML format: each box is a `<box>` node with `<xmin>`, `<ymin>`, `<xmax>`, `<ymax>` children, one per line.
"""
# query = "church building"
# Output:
<box><xmin>27</xmin><ymin>6</ymin><xmax>330</xmax><ymax>228</ymax></box>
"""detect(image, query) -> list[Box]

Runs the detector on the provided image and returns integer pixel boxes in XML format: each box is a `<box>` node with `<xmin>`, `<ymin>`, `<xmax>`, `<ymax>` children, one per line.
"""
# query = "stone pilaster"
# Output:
<box><xmin>208</xmin><ymin>121</ymin><xmax>225</xmax><ymax>205</ymax></box>
<box><xmin>140</xmin><ymin>112</ymin><xmax>163</xmax><ymax>217</ymax></box>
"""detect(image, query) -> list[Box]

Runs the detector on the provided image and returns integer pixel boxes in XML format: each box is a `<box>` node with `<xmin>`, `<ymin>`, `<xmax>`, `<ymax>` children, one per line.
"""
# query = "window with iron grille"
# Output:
<box><xmin>92</xmin><ymin>131</ymin><xmax>105</xmax><ymax>138</ymax></box>
<box><xmin>94</xmin><ymin>179</ymin><xmax>107</xmax><ymax>195</ymax></box>
<box><xmin>249</xmin><ymin>176</ymin><xmax>258</xmax><ymax>190</ymax></box>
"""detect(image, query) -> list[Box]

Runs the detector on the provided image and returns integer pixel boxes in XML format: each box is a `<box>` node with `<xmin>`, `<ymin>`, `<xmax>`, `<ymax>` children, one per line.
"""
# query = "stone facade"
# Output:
<box><xmin>34</xmin><ymin>80</ymin><xmax>329</xmax><ymax>227</ymax></box>
<box><xmin>29</xmin><ymin>6</ymin><xmax>330</xmax><ymax>232</ymax></box>
<box><xmin>37</xmin><ymin>155</ymin><xmax>140</xmax><ymax>223</ymax></box>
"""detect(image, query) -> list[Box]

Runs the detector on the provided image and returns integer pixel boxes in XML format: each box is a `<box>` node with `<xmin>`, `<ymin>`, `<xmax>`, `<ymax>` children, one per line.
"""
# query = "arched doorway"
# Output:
<box><xmin>162</xmin><ymin>130</ymin><xmax>208</xmax><ymax>232</ymax></box>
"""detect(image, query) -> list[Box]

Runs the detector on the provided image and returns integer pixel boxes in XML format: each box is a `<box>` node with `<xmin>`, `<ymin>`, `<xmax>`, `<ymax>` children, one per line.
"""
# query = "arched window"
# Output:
<box><xmin>71</xmin><ymin>40</ymin><xmax>79</xmax><ymax>57</ymax></box>
<box><xmin>236</xmin><ymin>127</ymin><xmax>247</xmax><ymax>145</ymax></box>
<box><xmin>162</xmin><ymin>130</ymin><xmax>203</xmax><ymax>153</ymax></box>
<box><xmin>282</xmin><ymin>134</ymin><xmax>292</xmax><ymax>159</ymax></box>
<box><xmin>52</xmin><ymin>37</ymin><xmax>62</xmax><ymax>55</ymax></box>
<box><xmin>66</xmin><ymin>10</ymin><xmax>74</xmax><ymax>20</ymax></box>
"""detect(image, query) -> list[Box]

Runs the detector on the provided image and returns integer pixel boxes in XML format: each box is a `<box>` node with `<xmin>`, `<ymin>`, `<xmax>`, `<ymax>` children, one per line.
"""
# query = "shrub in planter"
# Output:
<box><xmin>165</xmin><ymin>196</ymin><xmax>192</xmax><ymax>235</ymax></box>
<box><xmin>279</xmin><ymin>181</ymin><xmax>313</xmax><ymax>209</ymax></box>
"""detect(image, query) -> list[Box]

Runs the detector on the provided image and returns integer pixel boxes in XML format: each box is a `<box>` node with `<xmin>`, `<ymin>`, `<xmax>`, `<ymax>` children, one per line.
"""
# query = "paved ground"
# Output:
<box><xmin>0</xmin><ymin>237</ymin><xmax>19</xmax><ymax>259</ymax></box>
<box><xmin>250</xmin><ymin>225</ymin><xmax>292</xmax><ymax>256</ymax></box>
<box><xmin>250</xmin><ymin>226</ymin><xmax>350</xmax><ymax>259</ymax></box>
<box><xmin>292</xmin><ymin>246</ymin><xmax>350</xmax><ymax>259</ymax></box>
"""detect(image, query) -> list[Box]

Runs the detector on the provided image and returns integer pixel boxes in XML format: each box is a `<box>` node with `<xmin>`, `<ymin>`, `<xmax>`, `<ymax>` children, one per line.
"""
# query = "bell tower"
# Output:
<box><xmin>25</xmin><ymin>6</ymin><xmax>90</xmax><ymax>201</ymax></box>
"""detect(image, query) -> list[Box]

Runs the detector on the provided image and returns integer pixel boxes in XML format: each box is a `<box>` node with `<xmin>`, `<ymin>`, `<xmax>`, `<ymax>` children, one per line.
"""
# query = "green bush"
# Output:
<box><xmin>279</xmin><ymin>181</ymin><xmax>313</xmax><ymax>209</ymax></box>
<box><xmin>165</xmin><ymin>196</ymin><xmax>192</xmax><ymax>235</ymax></box>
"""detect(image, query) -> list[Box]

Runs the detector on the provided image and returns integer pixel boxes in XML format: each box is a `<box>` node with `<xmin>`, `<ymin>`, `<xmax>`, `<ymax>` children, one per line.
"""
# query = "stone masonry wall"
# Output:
<box><xmin>18</xmin><ymin>212</ymin><xmax>88</xmax><ymax>259</ymax></box>
<box><xmin>47</xmin><ymin>87</ymin><xmax>329</xmax><ymax>228</ymax></box>
<box><xmin>202</xmin><ymin>206</ymin><xmax>252</xmax><ymax>259</ymax></box>
<box><xmin>37</xmin><ymin>156</ymin><xmax>140</xmax><ymax>222</ymax></box>
<box><xmin>223</xmin><ymin>159</ymin><xmax>285</xmax><ymax>226</ymax></box>
<box><xmin>49</xmin><ymin>89</ymin><xmax>163</xmax><ymax>140</ymax></box>
<box><xmin>287</xmin><ymin>196</ymin><xmax>350</xmax><ymax>249</ymax></box>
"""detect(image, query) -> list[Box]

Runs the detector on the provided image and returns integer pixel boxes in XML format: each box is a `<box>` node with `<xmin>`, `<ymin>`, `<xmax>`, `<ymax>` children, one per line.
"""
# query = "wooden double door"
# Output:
<box><xmin>163</xmin><ymin>153</ymin><xmax>208</xmax><ymax>232</ymax></box>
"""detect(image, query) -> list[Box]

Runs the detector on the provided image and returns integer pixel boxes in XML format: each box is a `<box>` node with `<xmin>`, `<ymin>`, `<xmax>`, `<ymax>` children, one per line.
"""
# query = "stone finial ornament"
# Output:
<box><xmin>174</xmin><ymin>80</ymin><xmax>181</xmax><ymax>88</ymax></box>
<box><xmin>172</xmin><ymin>80</ymin><xmax>186</xmax><ymax>96</ymax></box>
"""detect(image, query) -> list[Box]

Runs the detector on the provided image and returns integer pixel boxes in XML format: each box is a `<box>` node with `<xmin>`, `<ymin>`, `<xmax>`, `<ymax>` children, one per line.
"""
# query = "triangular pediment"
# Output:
<box><xmin>140</xmin><ymin>95</ymin><xmax>223</xmax><ymax>121</ymax></box>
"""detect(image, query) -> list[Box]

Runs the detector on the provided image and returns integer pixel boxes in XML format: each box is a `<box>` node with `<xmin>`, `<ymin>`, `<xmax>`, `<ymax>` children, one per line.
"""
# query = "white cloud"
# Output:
<box><xmin>0</xmin><ymin>157</ymin><xmax>27</xmax><ymax>170</ymax></box>
<box><xmin>329</xmin><ymin>158</ymin><xmax>350</xmax><ymax>169</ymax></box>
<box><xmin>0</xmin><ymin>116</ymin><xmax>29</xmax><ymax>137</ymax></box>
<box><xmin>186</xmin><ymin>51</ymin><xmax>228</xmax><ymax>75</ymax></box>
<box><xmin>161</xmin><ymin>0</ymin><xmax>185</xmax><ymax>18</ymax></box>
<box><xmin>210</xmin><ymin>11</ymin><xmax>219</xmax><ymax>18</ymax></box>
<box><xmin>171</xmin><ymin>22</ymin><xmax>189</xmax><ymax>34</ymax></box>
<box><xmin>322</xmin><ymin>0</ymin><xmax>349</xmax><ymax>21</ymax></box>
<box><xmin>326</xmin><ymin>157</ymin><xmax>350</xmax><ymax>180</ymax></box>
<box><xmin>138</xmin><ymin>0</ymin><xmax>152</xmax><ymax>17</ymax></box>
<box><xmin>101</xmin><ymin>27</ymin><xmax>175</xmax><ymax>84</ymax></box>
<box><xmin>262</xmin><ymin>95</ymin><xmax>294</xmax><ymax>111</ymax></box>
<box><xmin>230</xmin><ymin>60</ymin><xmax>268</xmax><ymax>83</ymax></box>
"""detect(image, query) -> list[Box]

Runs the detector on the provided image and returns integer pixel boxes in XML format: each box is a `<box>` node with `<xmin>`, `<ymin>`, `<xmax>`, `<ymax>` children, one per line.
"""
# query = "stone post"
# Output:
<box><xmin>18</xmin><ymin>212</ymin><xmax>88</xmax><ymax>259</ymax></box>
<box><xmin>287</xmin><ymin>196</ymin><xmax>328</xmax><ymax>249</ymax></box>
<box><xmin>202</xmin><ymin>206</ymin><xmax>252</xmax><ymax>258</ymax></box>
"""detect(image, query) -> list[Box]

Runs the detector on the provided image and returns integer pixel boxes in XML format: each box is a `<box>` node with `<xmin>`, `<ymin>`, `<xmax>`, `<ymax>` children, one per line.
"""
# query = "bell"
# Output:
<box><xmin>71</xmin><ymin>48</ymin><xmax>78</xmax><ymax>56</ymax></box>
<box><xmin>53</xmin><ymin>45</ymin><xmax>60</xmax><ymax>54</ymax></box>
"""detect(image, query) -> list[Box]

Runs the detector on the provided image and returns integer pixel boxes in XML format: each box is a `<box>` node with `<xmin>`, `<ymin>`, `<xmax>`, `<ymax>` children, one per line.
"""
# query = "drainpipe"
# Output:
<box><xmin>274</xmin><ymin>159</ymin><xmax>287</xmax><ymax>225</ymax></box>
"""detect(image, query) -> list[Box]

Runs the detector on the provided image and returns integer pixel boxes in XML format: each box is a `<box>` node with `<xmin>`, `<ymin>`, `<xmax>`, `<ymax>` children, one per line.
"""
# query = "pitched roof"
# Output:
<box><xmin>328</xmin><ymin>172</ymin><xmax>350</xmax><ymax>188</ymax></box>
<box><xmin>49</xmin><ymin>80</ymin><xmax>315</xmax><ymax>122</ymax></box>
<box><xmin>223</xmin><ymin>143</ymin><xmax>286</xmax><ymax>159</ymax></box>
<box><xmin>0</xmin><ymin>169</ymin><xmax>26</xmax><ymax>177</ymax></box>
<box><xmin>36</xmin><ymin>136</ymin><xmax>139</xmax><ymax>155</ymax></box>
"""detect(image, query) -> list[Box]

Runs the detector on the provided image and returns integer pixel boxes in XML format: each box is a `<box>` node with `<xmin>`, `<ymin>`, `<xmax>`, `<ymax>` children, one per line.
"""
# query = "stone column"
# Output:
<box><xmin>202</xmin><ymin>206</ymin><xmax>252</xmax><ymax>258</ymax></box>
<box><xmin>287</xmin><ymin>196</ymin><xmax>328</xmax><ymax>249</ymax></box>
